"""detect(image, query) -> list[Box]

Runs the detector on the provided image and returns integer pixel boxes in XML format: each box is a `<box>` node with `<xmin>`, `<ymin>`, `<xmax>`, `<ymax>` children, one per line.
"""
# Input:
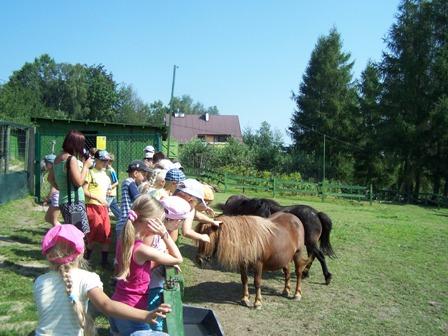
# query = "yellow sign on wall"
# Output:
<box><xmin>96</xmin><ymin>136</ymin><xmax>107</xmax><ymax>150</ymax></box>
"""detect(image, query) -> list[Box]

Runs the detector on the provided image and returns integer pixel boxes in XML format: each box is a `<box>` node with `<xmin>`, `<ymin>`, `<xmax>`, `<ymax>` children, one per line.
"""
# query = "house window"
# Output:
<box><xmin>197</xmin><ymin>135</ymin><xmax>206</xmax><ymax>141</ymax></box>
<box><xmin>214</xmin><ymin>135</ymin><xmax>229</xmax><ymax>143</ymax></box>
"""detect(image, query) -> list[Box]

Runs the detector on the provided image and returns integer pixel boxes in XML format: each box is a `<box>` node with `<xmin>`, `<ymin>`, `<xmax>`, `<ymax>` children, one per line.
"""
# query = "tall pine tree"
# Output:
<box><xmin>289</xmin><ymin>28</ymin><xmax>358</xmax><ymax>181</ymax></box>
<box><xmin>381</xmin><ymin>0</ymin><xmax>448</xmax><ymax>196</ymax></box>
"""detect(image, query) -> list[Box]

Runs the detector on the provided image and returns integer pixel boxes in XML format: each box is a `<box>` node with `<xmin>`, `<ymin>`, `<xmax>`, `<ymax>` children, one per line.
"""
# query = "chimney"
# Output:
<box><xmin>204</xmin><ymin>112</ymin><xmax>209</xmax><ymax>122</ymax></box>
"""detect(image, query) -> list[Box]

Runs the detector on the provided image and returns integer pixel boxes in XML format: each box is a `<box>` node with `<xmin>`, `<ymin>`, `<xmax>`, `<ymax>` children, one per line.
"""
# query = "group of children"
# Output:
<box><xmin>35</xmin><ymin>144</ymin><xmax>221</xmax><ymax>335</ymax></box>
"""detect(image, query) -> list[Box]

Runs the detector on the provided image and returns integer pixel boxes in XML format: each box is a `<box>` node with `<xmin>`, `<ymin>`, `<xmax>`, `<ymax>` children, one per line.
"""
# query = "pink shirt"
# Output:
<box><xmin>112</xmin><ymin>240</ymin><xmax>152</xmax><ymax>309</ymax></box>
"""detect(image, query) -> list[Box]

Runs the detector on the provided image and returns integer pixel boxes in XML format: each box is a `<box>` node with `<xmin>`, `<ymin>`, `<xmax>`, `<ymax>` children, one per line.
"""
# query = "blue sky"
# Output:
<box><xmin>1</xmin><ymin>1</ymin><xmax>400</xmax><ymax>142</ymax></box>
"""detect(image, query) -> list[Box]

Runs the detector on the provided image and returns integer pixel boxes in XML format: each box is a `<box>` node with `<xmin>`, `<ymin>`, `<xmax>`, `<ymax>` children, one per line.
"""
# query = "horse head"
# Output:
<box><xmin>219</xmin><ymin>195</ymin><xmax>249</xmax><ymax>215</ymax></box>
<box><xmin>243</xmin><ymin>198</ymin><xmax>272</xmax><ymax>218</ymax></box>
<box><xmin>195</xmin><ymin>221</ymin><xmax>221</xmax><ymax>267</ymax></box>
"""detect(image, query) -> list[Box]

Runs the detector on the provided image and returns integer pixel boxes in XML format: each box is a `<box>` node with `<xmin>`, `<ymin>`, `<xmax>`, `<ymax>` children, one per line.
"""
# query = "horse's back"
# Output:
<box><xmin>269</xmin><ymin>212</ymin><xmax>305</xmax><ymax>247</ymax></box>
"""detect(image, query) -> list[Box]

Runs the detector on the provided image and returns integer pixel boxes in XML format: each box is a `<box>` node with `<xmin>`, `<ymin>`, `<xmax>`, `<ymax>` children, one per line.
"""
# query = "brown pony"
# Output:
<box><xmin>196</xmin><ymin>212</ymin><xmax>307</xmax><ymax>309</ymax></box>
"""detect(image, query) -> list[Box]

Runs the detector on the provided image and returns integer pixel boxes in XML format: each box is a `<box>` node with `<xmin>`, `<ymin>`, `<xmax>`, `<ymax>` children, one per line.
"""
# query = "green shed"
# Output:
<box><xmin>32</xmin><ymin>117</ymin><xmax>165</xmax><ymax>202</ymax></box>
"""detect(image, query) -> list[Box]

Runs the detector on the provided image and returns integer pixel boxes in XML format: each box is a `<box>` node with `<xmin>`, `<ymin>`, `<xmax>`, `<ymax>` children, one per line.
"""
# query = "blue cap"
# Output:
<box><xmin>44</xmin><ymin>154</ymin><xmax>56</xmax><ymax>164</ymax></box>
<box><xmin>95</xmin><ymin>150</ymin><xmax>111</xmax><ymax>161</ymax></box>
<box><xmin>165</xmin><ymin>168</ymin><xmax>186</xmax><ymax>182</ymax></box>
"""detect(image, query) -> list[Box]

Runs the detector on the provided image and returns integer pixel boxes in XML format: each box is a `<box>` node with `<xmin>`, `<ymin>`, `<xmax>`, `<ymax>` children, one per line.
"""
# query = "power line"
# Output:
<box><xmin>294</xmin><ymin>121</ymin><xmax>364</xmax><ymax>152</ymax></box>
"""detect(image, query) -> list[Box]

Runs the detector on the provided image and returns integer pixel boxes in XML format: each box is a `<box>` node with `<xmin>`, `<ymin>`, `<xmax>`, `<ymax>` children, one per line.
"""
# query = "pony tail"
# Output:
<box><xmin>116</xmin><ymin>219</ymin><xmax>136</xmax><ymax>280</ymax></box>
<box><xmin>58</xmin><ymin>264</ymin><xmax>96</xmax><ymax>336</ymax></box>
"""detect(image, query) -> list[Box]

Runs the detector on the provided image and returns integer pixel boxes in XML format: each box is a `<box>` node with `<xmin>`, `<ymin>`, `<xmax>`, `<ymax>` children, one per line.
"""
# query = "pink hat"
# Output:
<box><xmin>160</xmin><ymin>196</ymin><xmax>191</xmax><ymax>220</ymax></box>
<box><xmin>42</xmin><ymin>225</ymin><xmax>85</xmax><ymax>264</ymax></box>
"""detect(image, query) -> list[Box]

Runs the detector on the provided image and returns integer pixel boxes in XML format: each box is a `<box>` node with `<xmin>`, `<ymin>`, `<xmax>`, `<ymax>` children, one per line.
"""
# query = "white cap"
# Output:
<box><xmin>144</xmin><ymin>151</ymin><xmax>154</xmax><ymax>159</ymax></box>
<box><xmin>144</xmin><ymin>145</ymin><xmax>155</xmax><ymax>153</ymax></box>
<box><xmin>172</xmin><ymin>162</ymin><xmax>183</xmax><ymax>170</ymax></box>
<box><xmin>176</xmin><ymin>179</ymin><xmax>206</xmax><ymax>207</ymax></box>
<box><xmin>156</xmin><ymin>159</ymin><xmax>174</xmax><ymax>170</ymax></box>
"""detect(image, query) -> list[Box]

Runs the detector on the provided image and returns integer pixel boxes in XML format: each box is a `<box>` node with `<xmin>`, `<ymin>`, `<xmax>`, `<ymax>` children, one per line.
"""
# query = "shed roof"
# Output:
<box><xmin>169</xmin><ymin>114</ymin><xmax>242</xmax><ymax>143</ymax></box>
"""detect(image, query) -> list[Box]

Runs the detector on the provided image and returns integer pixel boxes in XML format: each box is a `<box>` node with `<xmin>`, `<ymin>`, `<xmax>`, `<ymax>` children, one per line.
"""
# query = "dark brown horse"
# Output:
<box><xmin>220</xmin><ymin>195</ymin><xmax>335</xmax><ymax>284</ymax></box>
<box><xmin>196</xmin><ymin>212</ymin><xmax>307</xmax><ymax>309</ymax></box>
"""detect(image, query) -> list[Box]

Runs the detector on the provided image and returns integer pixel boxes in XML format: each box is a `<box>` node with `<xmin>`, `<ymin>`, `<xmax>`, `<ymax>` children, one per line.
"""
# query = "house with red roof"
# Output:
<box><xmin>168</xmin><ymin>112</ymin><xmax>242</xmax><ymax>144</ymax></box>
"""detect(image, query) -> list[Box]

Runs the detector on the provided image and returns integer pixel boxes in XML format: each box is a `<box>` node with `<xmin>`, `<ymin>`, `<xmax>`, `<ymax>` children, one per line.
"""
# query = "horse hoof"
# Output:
<box><xmin>254</xmin><ymin>303</ymin><xmax>262</xmax><ymax>310</ymax></box>
<box><xmin>282</xmin><ymin>290</ymin><xmax>290</xmax><ymax>297</ymax></box>
<box><xmin>293</xmin><ymin>294</ymin><xmax>302</xmax><ymax>301</ymax></box>
<box><xmin>240</xmin><ymin>299</ymin><xmax>250</xmax><ymax>307</ymax></box>
<box><xmin>325</xmin><ymin>273</ymin><xmax>332</xmax><ymax>285</ymax></box>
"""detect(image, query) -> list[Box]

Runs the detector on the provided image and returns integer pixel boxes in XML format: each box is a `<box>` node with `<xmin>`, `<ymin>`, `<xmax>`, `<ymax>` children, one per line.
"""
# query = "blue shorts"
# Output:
<box><xmin>109</xmin><ymin>316</ymin><xmax>168</xmax><ymax>336</ymax></box>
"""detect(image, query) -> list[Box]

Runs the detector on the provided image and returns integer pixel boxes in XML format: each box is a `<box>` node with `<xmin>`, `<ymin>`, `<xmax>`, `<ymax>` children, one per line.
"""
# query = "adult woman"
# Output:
<box><xmin>48</xmin><ymin>130</ymin><xmax>93</xmax><ymax>233</ymax></box>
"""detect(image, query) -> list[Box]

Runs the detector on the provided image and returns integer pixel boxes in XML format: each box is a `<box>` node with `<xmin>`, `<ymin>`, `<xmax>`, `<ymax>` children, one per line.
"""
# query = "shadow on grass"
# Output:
<box><xmin>18</xmin><ymin>227</ymin><xmax>48</xmax><ymax>236</ymax></box>
<box><xmin>11</xmin><ymin>247</ymin><xmax>44</xmax><ymax>260</ymax></box>
<box><xmin>0</xmin><ymin>259</ymin><xmax>47</xmax><ymax>278</ymax></box>
<box><xmin>8</xmin><ymin>235</ymin><xmax>36</xmax><ymax>245</ymax></box>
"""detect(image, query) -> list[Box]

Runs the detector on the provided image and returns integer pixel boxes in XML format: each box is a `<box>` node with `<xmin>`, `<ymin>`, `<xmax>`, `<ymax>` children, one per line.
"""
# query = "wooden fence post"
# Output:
<box><xmin>224</xmin><ymin>173</ymin><xmax>228</xmax><ymax>193</ymax></box>
<box><xmin>369</xmin><ymin>183</ymin><xmax>373</xmax><ymax>205</ymax></box>
<box><xmin>272</xmin><ymin>177</ymin><xmax>276</xmax><ymax>197</ymax></box>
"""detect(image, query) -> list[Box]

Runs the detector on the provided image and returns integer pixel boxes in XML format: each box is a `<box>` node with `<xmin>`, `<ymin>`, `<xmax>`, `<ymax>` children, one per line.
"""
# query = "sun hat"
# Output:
<box><xmin>203</xmin><ymin>184</ymin><xmax>215</xmax><ymax>202</ymax></box>
<box><xmin>42</xmin><ymin>224</ymin><xmax>85</xmax><ymax>264</ymax></box>
<box><xmin>44</xmin><ymin>154</ymin><xmax>56</xmax><ymax>164</ymax></box>
<box><xmin>127</xmin><ymin>160</ymin><xmax>151</xmax><ymax>173</ymax></box>
<box><xmin>176</xmin><ymin>178</ymin><xmax>206</xmax><ymax>207</ymax></box>
<box><xmin>156</xmin><ymin>159</ymin><xmax>174</xmax><ymax>170</ymax></box>
<box><xmin>94</xmin><ymin>150</ymin><xmax>111</xmax><ymax>161</ymax></box>
<box><xmin>172</xmin><ymin>162</ymin><xmax>183</xmax><ymax>170</ymax></box>
<box><xmin>165</xmin><ymin>168</ymin><xmax>186</xmax><ymax>182</ymax></box>
<box><xmin>144</xmin><ymin>145</ymin><xmax>155</xmax><ymax>153</ymax></box>
<box><xmin>144</xmin><ymin>152</ymin><xmax>154</xmax><ymax>159</ymax></box>
<box><xmin>160</xmin><ymin>196</ymin><xmax>191</xmax><ymax>220</ymax></box>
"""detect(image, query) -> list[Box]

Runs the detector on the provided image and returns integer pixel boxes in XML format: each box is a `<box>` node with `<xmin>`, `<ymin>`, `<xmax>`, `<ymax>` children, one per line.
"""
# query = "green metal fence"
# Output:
<box><xmin>186</xmin><ymin>168</ymin><xmax>448</xmax><ymax>206</ymax></box>
<box><xmin>0</xmin><ymin>121</ymin><xmax>33</xmax><ymax>204</ymax></box>
<box><xmin>33</xmin><ymin>117</ymin><xmax>164</xmax><ymax>202</ymax></box>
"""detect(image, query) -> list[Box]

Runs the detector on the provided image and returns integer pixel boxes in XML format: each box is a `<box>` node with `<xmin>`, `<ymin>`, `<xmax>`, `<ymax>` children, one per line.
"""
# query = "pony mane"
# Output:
<box><xmin>215</xmin><ymin>215</ymin><xmax>276</xmax><ymax>270</ymax></box>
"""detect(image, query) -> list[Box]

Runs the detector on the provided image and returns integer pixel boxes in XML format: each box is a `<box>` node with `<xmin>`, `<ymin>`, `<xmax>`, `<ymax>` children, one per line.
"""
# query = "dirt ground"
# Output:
<box><xmin>179</xmin><ymin>242</ymin><xmax>329</xmax><ymax>336</ymax></box>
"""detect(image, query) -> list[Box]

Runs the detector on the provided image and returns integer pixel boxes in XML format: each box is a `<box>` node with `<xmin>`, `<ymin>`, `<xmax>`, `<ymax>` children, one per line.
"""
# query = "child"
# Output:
<box><xmin>106</xmin><ymin>154</ymin><xmax>120</xmax><ymax>219</ymax></box>
<box><xmin>149</xmin><ymin>169</ymin><xmax>169</xmax><ymax>200</ymax></box>
<box><xmin>43</xmin><ymin>154</ymin><xmax>61</xmax><ymax>226</ymax></box>
<box><xmin>173</xmin><ymin>179</ymin><xmax>221</xmax><ymax>243</ymax></box>
<box><xmin>163</xmin><ymin>168</ymin><xmax>186</xmax><ymax>196</ymax></box>
<box><xmin>147</xmin><ymin>195</ymin><xmax>191</xmax><ymax>332</ymax></box>
<box><xmin>143</xmin><ymin>145</ymin><xmax>155</xmax><ymax>168</ymax></box>
<box><xmin>116</xmin><ymin>160</ymin><xmax>150</xmax><ymax>239</ymax></box>
<box><xmin>83</xmin><ymin>150</ymin><xmax>112</xmax><ymax>268</ymax></box>
<box><xmin>110</xmin><ymin>194</ymin><xmax>183</xmax><ymax>335</ymax></box>
<box><xmin>34</xmin><ymin>224</ymin><xmax>171</xmax><ymax>336</ymax></box>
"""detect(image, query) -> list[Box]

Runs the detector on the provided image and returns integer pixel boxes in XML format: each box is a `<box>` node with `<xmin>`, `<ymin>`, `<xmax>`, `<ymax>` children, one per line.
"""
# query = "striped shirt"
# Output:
<box><xmin>116</xmin><ymin>177</ymin><xmax>139</xmax><ymax>233</ymax></box>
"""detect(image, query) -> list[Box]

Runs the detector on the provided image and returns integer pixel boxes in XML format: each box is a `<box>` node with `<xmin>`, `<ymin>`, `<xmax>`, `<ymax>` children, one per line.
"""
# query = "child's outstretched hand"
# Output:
<box><xmin>147</xmin><ymin>303</ymin><xmax>171</xmax><ymax>324</ymax></box>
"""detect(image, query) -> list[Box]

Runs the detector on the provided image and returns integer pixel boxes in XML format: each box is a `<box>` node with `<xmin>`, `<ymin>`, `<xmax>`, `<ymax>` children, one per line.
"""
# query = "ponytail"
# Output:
<box><xmin>116</xmin><ymin>219</ymin><xmax>136</xmax><ymax>280</ymax></box>
<box><xmin>115</xmin><ymin>194</ymin><xmax>164</xmax><ymax>280</ymax></box>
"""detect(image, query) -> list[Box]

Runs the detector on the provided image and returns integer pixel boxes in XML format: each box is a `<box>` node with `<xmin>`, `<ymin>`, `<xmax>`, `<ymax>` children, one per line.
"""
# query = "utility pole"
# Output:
<box><xmin>166</xmin><ymin>65</ymin><xmax>178</xmax><ymax>157</ymax></box>
<box><xmin>323</xmin><ymin>134</ymin><xmax>326</xmax><ymax>183</ymax></box>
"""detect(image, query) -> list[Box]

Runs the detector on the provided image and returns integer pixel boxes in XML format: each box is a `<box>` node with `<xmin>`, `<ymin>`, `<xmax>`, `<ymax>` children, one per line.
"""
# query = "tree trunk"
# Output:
<box><xmin>433</xmin><ymin>175</ymin><xmax>441</xmax><ymax>195</ymax></box>
<box><xmin>413</xmin><ymin>168</ymin><xmax>421</xmax><ymax>201</ymax></box>
<box><xmin>444</xmin><ymin>178</ymin><xmax>448</xmax><ymax>197</ymax></box>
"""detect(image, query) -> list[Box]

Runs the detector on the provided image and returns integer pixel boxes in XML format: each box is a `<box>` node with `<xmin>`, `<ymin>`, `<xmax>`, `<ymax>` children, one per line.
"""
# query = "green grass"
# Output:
<box><xmin>0</xmin><ymin>194</ymin><xmax>447</xmax><ymax>335</ymax></box>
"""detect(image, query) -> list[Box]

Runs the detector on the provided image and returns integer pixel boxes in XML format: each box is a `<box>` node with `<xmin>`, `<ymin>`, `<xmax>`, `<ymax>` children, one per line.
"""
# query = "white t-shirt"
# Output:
<box><xmin>33</xmin><ymin>268</ymin><xmax>103</xmax><ymax>336</ymax></box>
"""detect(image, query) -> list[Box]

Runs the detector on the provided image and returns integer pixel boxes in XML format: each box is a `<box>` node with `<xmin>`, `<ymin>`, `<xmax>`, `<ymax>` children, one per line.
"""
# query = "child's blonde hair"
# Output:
<box><xmin>45</xmin><ymin>241</ymin><xmax>96</xmax><ymax>336</ymax></box>
<box><xmin>116</xmin><ymin>194</ymin><xmax>164</xmax><ymax>280</ymax></box>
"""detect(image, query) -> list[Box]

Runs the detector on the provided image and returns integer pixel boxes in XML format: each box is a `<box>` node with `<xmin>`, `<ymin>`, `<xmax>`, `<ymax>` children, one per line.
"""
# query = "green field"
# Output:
<box><xmin>0</xmin><ymin>194</ymin><xmax>447</xmax><ymax>335</ymax></box>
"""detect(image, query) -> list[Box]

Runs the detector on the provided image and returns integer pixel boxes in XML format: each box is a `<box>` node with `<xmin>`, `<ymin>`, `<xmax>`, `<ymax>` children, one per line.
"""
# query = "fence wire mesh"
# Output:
<box><xmin>0</xmin><ymin>121</ymin><xmax>32</xmax><ymax>204</ymax></box>
<box><xmin>37</xmin><ymin>132</ymin><xmax>159</xmax><ymax>202</ymax></box>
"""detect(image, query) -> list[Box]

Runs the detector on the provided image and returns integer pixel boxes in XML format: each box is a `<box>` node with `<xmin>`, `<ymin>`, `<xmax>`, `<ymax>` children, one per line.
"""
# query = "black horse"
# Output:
<box><xmin>220</xmin><ymin>195</ymin><xmax>335</xmax><ymax>284</ymax></box>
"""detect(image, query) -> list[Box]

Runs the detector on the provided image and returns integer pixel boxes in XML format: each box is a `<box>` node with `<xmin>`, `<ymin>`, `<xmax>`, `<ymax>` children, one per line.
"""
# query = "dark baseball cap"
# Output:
<box><xmin>126</xmin><ymin>160</ymin><xmax>151</xmax><ymax>173</ymax></box>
